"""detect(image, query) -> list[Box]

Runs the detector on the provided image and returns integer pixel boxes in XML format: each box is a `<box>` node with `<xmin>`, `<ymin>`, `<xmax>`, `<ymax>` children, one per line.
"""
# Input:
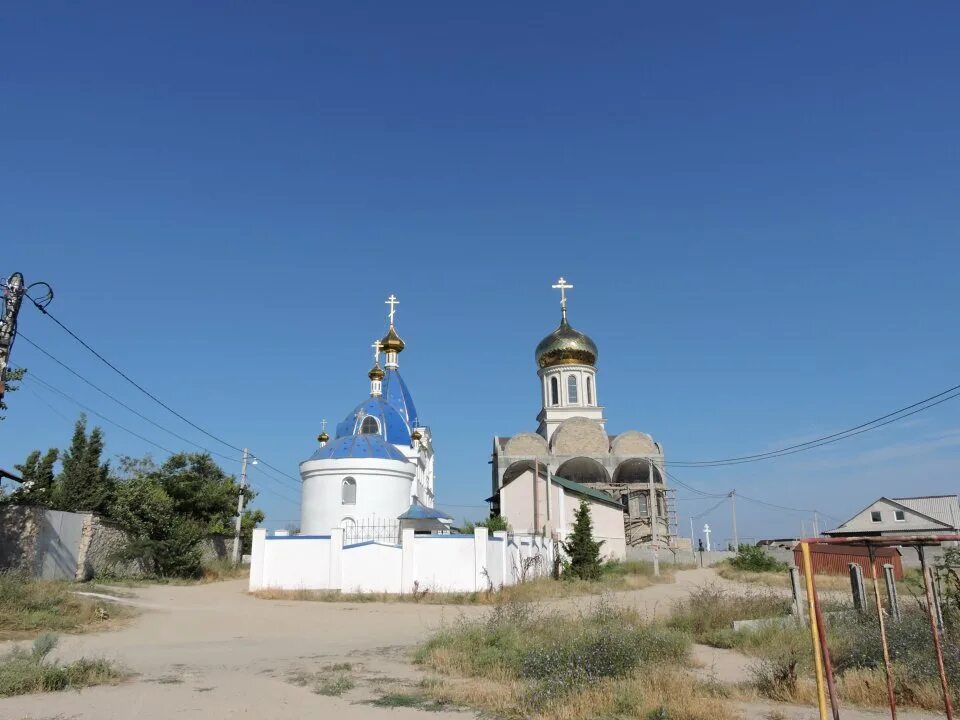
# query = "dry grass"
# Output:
<box><xmin>0</xmin><ymin>634</ymin><xmax>128</xmax><ymax>697</ymax></box>
<box><xmin>416</xmin><ymin>599</ymin><xmax>734</xmax><ymax>720</ymax></box>
<box><xmin>254</xmin><ymin>561</ymin><xmax>673</xmax><ymax>605</ymax></box>
<box><xmin>422</xmin><ymin>663</ymin><xmax>733</xmax><ymax>720</ymax></box>
<box><xmin>715</xmin><ymin>563</ymin><xmax>850</xmax><ymax>591</ymax></box>
<box><xmin>0</xmin><ymin>571</ymin><xmax>134</xmax><ymax>640</ymax></box>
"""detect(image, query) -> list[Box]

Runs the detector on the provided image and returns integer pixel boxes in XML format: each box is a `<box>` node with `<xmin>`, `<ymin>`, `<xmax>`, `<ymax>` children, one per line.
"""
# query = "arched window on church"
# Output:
<box><xmin>550</xmin><ymin>377</ymin><xmax>559</xmax><ymax>406</ymax></box>
<box><xmin>586</xmin><ymin>376</ymin><xmax>593</xmax><ymax>405</ymax></box>
<box><xmin>567</xmin><ymin>375</ymin><xmax>579</xmax><ymax>404</ymax></box>
<box><xmin>342</xmin><ymin>477</ymin><xmax>357</xmax><ymax>505</ymax></box>
<box><xmin>360</xmin><ymin>416</ymin><xmax>380</xmax><ymax>435</ymax></box>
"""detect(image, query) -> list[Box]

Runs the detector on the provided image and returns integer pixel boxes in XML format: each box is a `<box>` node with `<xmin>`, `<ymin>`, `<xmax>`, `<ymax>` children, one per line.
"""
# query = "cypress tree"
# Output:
<box><xmin>562</xmin><ymin>499</ymin><xmax>604</xmax><ymax>580</ymax></box>
<box><xmin>11</xmin><ymin>448</ymin><xmax>59</xmax><ymax>504</ymax></box>
<box><xmin>54</xmin><ymin>415</ymin><xmax>113</xmax><ymax>513</ymax></box>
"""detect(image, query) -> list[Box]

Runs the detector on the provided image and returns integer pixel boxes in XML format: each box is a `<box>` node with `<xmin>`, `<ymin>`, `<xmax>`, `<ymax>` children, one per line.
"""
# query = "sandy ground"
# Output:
<box><xmin>0</xmin><ymin>569</ymin><xmax>946</xmax><ymax>720</ymax></box>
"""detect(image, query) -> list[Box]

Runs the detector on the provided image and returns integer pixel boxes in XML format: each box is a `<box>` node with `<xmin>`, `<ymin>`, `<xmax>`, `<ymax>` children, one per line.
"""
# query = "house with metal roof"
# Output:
<box><xmin>824</xmin><ymin>495</ymin><xmax>960</xmax><ymax>537</ymax></box>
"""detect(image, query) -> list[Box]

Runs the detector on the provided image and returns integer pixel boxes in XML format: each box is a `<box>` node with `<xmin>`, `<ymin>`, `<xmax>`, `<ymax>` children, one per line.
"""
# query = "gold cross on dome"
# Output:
<box><xmin>552</xmin><ymin>277</ymin><xmax>573</xmax><ymax>318</ymax></box>
<box><xmin>385</xmin><ymin>294</ymin><xmax>399</xmax><ymax>325</ymax></box>
<box><xmin>372</xmin><ymin>339</ymin><xmax>382</xmax><ymax>363</ymax></box>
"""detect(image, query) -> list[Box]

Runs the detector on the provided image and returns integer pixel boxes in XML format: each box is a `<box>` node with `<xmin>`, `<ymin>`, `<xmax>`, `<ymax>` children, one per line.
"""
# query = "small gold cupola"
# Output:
<box><xmin>381</xmin><ymin>294</ymin><xmax>405</xmax><ymax>368</ymax></box>
<box><xmin>369</xmin><ymin>339</ymin><xmax>385</xmax><ymax>397</ymax></box>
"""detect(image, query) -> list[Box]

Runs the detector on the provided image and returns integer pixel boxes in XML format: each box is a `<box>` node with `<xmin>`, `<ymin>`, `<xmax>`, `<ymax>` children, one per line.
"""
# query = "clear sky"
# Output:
<box><xmin>3</xmin><ymin>2</ymin><xmax>960</xmax><ymax>544</ymax></box>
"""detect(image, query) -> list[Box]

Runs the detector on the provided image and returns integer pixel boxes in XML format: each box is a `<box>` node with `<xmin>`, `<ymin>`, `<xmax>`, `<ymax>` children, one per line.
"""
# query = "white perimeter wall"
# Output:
<box><xmin>249</xmin><ymin>527</ymin><xmax>553</xmax><ymax>594</ymax></box>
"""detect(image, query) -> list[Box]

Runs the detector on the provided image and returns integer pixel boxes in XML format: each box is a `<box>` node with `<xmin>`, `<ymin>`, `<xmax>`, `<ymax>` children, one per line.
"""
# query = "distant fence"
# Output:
<box><xmin>249</xmin><ymin>528</ymin><xmax>554</xmax><ymax>594</ymax></box>
<box><xmin>0</xmin><ymin>504</ymin><xmax>236</xmax><ymax>581</ymax></box>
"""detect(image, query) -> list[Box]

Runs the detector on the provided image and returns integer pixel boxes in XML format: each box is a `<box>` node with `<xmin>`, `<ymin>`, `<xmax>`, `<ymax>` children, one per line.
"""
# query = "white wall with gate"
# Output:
<box><xmin>249</xmin><ymin>527</ymin><xmax>554</xmax><ymax>594</ymax></box>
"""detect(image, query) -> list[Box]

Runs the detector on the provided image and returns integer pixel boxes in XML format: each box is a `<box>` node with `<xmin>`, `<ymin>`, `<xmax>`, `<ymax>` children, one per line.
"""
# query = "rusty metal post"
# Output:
<box><xmin>883</xmin><ymin>563</ymin><xmax>901</xmax><ymax>622</ymax></box>
<box><xmin>919</xmin><ymin>546</ymin><xmax>954</xmax><ymax>719</ymax></box>
<box><xmin>868</xmin><ymin>545</ymin><xmax>898</xmax><ymax>719</ymax></box>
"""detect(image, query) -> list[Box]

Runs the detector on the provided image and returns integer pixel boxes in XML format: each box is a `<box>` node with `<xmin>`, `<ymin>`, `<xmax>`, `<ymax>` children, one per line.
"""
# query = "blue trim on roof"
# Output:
<box><xmin>306</xmin><ymin>434</ymin><xmax>408</xmax><ymax>463</ymax></box>
<box><xmin>398</xmin><ymin>498</ymin><xmax>454</xmax><ymax>521</ymax></box>
<box><xmin>334</xmin><ymin>397</ymin><xmax>412</xmax><ymax>446</ymax></box>
<box><xmin>267</xmin><ymin>534</ymin><xmax>332</xmax><ymax>540</ymax></box>
<box><xmin>382</xmin><ymin>368</ymin><xmax>419</xmax><ymax>428</ymax></box>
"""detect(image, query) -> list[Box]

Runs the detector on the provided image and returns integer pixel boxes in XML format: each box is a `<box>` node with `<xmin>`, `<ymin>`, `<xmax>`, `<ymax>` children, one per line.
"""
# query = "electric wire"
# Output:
<box><xmin>18</xmin><ymin>332</ymin><xmax>243</xmax><ymax>463</ymax></box>
<box><xmin>15</xmin><ymin>366</ymin><xmax>299</xmax><ymax>507</ymax></box>
<box><xmin>668</xmin><ymin>383</ymin><xmax>960</xmax><ymax>467</ymax></box>
<box><xmin>23</xmin><ymin>298</ymin><xmax>302</xmax><ymax>485</ymax></box>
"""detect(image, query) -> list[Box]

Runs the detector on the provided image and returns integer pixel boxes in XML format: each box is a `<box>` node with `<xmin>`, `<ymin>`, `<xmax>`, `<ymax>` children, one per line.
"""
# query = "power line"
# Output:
<box><xmin>24</xmin><ymin>297</ymin><xmax>301</xmax><ymax>486</ymax></box>
<box><xmin>668</xmin><ymin>382</ymin><xmax>960</xmax><ymax>467</ymax></box>
<box><xmin>17</xmin><ymin>367</ymin><xmax>300</xmax><ymax>507</ymax></box>
<box><xmin>25</xmin><ymin>295</ymin><xmax>244</xmax><ymax>454</ymax></box>
<box><xmin>18</xmin><ymin>332</ymin><xmax>243</xmax><ymax>463</ymax></box>
<box><xmin>662</xmin><ymin>468</ymin><xmax>729</xmax><ymax>498</ymax></box>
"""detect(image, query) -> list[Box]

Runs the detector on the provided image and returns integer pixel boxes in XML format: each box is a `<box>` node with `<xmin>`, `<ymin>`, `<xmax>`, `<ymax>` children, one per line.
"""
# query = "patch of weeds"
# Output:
<box><xmin>155</xmin><ymin>674</ymin><xmax>184</xmax><ymax>684</ymax></box>
<box><xmin>647</xmin><ymin>708</ymin><xmax>671</xmax><ymax>720</ymax></box>
<box><xmin>370</xmin><ymin>691</ymin><xmax>426</xmax><ymax>707</ymax></box>
<box><xmin>0</xmin><ymin>633</ymin><xmax>127</xmax><ymax>697</ymax></box>
<box><xmin>322</xmin><ymin>662</ymin><xmax>353</xmax><ymax>672</ymax></box>
<box><xmin>316</xmin><ymin>674</ymin><xmax>354</xmax><ymax>696</ymax></box>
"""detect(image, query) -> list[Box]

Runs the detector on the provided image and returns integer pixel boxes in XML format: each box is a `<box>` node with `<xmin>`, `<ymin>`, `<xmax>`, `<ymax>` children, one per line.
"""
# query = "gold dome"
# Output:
<box><xmin>317</xmin><ymin>431</ymin><xmax>330</xmax><ymax>443</ymax></box>
<box><xmin>411</xmin><ymin>429</ymin><xmax>423</xmax><ymax>441</ymax></box>
<box><xmin>368</xmin><ymin>363</ymin><xmax>385</xmax><ymax>381</ymax></box>
<box><xmin>380</xmin><ymin>324</ymin><xmax>405</xmax><ymax>353</ymax></box>
<box><xmin>535</xmin><ymin>317</ymin><xmax>598</xmax><ymax>369</ymax></box>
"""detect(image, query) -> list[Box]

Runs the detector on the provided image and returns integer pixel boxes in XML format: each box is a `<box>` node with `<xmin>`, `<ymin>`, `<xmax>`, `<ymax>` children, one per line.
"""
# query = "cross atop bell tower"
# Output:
<box><xmin>552</xmin><ymin>277</ymin><xmax>573</xmax><ymax>321</ymax></box>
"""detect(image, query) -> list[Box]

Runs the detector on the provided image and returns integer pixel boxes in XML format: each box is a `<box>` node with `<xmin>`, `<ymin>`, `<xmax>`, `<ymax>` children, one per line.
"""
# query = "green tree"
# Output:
<box><xmin>0</xmin><ymin>367</ymin><xmax>25</xmax><ymax>422</ymax></box>
<box><xmin>6</xmin><ymin>448</ymin><xmax>59</xmax><ymax>505</ymax></box>
<box><xmin>562</xmin><ymin>499</ymin><xmax>604</xmax><ymax>581</ymax></box>
<box><xmin>53</xmin><ymin>415</ymin><xmax>113</xmax><ymax>514</ymax></box>
<box><xmin>241</xmin><ymin>509</ymin><xmax>266</xmax><ymax>555</ymax></box>
<box><xmin>110</xmin><ymin>452</ymin><xmax>247</xmax><ymax>578</ymax></box>
<box><xmin>461</xmin><ymin>515</ymin><xmax>510</xmax><ymax>533</ymax></box>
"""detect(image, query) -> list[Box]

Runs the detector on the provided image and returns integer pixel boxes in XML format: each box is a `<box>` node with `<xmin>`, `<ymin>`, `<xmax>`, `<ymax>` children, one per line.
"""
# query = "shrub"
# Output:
<box><xmin>0</xmin><ymin>571</ymin><xmax>126</xmax><ymax>638</ymax></box>
<box><xmin>729</xmin><ymin>545</ymin><xmax>789</xmax><ymax>573</ymax></box>
<box><xmin>667</xmin><ymin>585</ymin><xmax>791</xmax><ymax>641</ymax></box>
<box><xmin>0</xmin><ymin>634</ymin><xmax>126</xmax><ymax>697</ymax></box>
<box><xmin>563</xmin><ymin>500</ymin><xmax>603</xmax><ymax>581</ymax></box>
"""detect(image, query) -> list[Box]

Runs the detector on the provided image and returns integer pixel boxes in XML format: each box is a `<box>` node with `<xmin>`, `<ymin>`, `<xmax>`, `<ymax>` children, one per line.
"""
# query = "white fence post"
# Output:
<box><xmin>248</xmin><ymin>528</ymin><xmax>267</xmax><ymax>591</ymax></box>
<box><xmin>493</xmin><ymin>531</ymin><xmax>508</xmax><ymax>587</ymax></box>
<box><xmin>473</xmin><ymin>527</ymin><xmax>488</xmax><ymax>591</ymax></box>
<box><xmin>401</xmin><ymin>527</ymin><xmax>415</xmax><ymax>594</ymax></box>
<box><xmin>329</xmin><ymin>528</ymin><xmax>344</xmax><ymax>590</ymax></box>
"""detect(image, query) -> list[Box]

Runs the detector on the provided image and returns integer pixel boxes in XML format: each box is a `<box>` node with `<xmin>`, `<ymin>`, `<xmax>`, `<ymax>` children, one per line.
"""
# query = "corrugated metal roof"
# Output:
<box><xmin>894</xmin><ymin>496</ymin><xmax>960</xmax><ymax>529</ymax></box>
<box><xmin>398</xmin><ymin>498</ymin><xmax>452</xmax><ymax>521</ymax></box>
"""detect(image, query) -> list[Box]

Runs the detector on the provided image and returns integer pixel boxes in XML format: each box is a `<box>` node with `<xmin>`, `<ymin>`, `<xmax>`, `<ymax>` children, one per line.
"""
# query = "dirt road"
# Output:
<box><xmin>0</xmin><ymin>570</ymin><xmax>944</xmax><ymax>720</ymax></box>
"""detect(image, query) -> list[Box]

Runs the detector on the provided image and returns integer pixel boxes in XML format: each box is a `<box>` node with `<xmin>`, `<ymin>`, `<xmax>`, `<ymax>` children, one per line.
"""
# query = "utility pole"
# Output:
<box><xmin>730</xmin><ymin>490</ymin><xmax>739</xmax><ymax>550</ymax></box>
<box><xmin>232</xmin><ymin>448</ymin><xmax>251</xmax><ymax>565</ymax></box>
<box><xmin>0</xmin><ymin>273</ymin><xmax>25</xmax><ymax>405</ymax></box>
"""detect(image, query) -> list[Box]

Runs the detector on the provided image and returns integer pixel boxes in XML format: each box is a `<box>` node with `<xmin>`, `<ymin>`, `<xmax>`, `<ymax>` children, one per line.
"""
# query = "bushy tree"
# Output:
<box><xmin>729</xmin><ymin>544</ymin><xmax>789</xmax><ymax>572</ymax></box>
<box><xmin>110</xmin><ymin>452</ymin><xmax>249</xmax><ymax>578</ymax></box>
<box><xmin>0</xmin><ymin>367</ymin><xmax>25</xmax><ymax>422</ymax></box>
<box><xmin>4</xmin><ymin>448</ymin><xmax>59</xmax><ymax>506</ymax></box>
<box><xmin>461</xmin><ymin>515</ymin><xmax>510</xmax><ymax>534</ymax></box>
<box><xmin>53</xmin><ymin>415</ymin><xmax>113</xmax><ymax>514</ymax></box>
<box><xmin>562</xmin><ymin>500</ymin><xmax>604</xmax><ymax>581</ymax></box>
<box><xmin>241</xmin><ymin>509</ymin><xmax>266</xmax><ymax>555</ymax></box>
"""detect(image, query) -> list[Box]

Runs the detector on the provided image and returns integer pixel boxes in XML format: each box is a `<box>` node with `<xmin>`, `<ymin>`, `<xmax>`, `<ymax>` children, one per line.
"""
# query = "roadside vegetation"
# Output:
<box><xmin>0</xmin><ymin>633</ymin><xmax>127</xmax><ymax>697</ymax></box>
<box><xmin>2</xmin><ymin>414</ymin><xmax>263</xmax><ymax>582</ymax></box>
<box><xmin>672</xmin><ymin>583</ymin><xmax>960</xmax><ymax>711</ymax></box>
<box><xmin>0</xmin><ymin>571</ymin><xmax>132</xmax><ymax>640</ymax></box>
<box><xmin>416</xmin><ymin>599</ymin><xmax>732</xmax><ymax>720</ymax></box>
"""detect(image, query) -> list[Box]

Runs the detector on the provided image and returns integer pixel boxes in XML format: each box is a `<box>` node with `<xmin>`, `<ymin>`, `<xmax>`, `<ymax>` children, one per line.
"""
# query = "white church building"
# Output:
<box><xmin>299</xmin><ymin>296</ymin><xmax>448</xmax><ymax>541</ymax></box>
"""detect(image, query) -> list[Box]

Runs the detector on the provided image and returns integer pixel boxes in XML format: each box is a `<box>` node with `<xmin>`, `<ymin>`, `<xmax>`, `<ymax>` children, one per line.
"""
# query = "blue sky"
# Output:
<box><xmin>3</xmin><ymin>2</ymin><xmax>960</xmax><ymax>543</ymax></box>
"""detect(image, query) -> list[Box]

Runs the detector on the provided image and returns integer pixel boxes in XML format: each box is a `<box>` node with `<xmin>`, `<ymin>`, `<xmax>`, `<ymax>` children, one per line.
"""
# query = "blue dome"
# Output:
<box><xmin>335</xmin><ymin>397</ymin><xmax>412</xmax><ymax>446</ymax></box>
<box><xmin>306</xmin><ymin>434</ymin><xmax>408</xmax><ymax>462</ymax></box>
<box><xmin>382</xmin><ymin>369</ymin><xmax>419</xmax><ymax>427</ymax></box>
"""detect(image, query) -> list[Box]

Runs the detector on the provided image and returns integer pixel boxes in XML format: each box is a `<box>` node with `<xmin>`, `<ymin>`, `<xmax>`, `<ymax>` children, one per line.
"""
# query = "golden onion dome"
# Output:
<box><xmin>535</xmin><ymin>317</ymin><xmax>598</xmax><ymax>369</ymax></box>
<box><xmin>411</xmin><ymin>429</ymin><xmax>423</xmax><ymax>441</ymax></box>
<box><xmin>368</xmin><ymin>363</ymin><xmax>385</xmax><ymax>381</ymax></box>
<box><xmin>317</xmin><ymin>431</ymin><xmax>330</xmax><ymax>444</ymax></box>
<box><xmin>380</xmin><ymin>324</ymin><xmax>405</xmax><ymax>353</ymax></box>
